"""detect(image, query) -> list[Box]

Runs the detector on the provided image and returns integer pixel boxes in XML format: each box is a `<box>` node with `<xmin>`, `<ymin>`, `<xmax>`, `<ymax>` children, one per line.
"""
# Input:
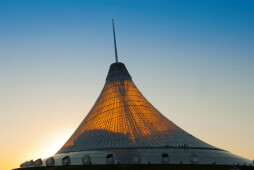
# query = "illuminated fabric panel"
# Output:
<box><xmin>57</xmin><ymin>63</ymin><xmax>217</xmax><ymax>154</ymax></box>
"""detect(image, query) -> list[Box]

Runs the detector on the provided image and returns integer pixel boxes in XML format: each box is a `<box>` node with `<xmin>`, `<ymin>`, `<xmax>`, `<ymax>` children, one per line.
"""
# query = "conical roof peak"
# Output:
<box><xmin>106</xmin><ymin>62</ymin><xmax>131</xmax><ymax>81</ymax></box>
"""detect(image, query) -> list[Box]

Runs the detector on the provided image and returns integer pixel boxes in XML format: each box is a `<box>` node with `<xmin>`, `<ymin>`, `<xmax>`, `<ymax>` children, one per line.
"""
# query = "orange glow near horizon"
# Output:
<box><xmin>0</xmin><ymin>124</ymin><xmax>74</xmax><ymax>170</ymax></box>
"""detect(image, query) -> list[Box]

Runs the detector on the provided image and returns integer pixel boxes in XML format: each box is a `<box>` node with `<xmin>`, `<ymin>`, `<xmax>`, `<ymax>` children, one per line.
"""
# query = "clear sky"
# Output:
<box><xmin>0</xmin><ymin>0</ymin><xmax>254</xmax><ymax>169</ymax></box>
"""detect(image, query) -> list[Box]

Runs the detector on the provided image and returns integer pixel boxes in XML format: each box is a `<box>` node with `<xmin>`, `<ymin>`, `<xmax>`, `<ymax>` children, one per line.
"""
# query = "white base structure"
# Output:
<box><xmin>41</xmin><ymin>148</ymin><xmax>251</xmax><ymax>166</ymax></box>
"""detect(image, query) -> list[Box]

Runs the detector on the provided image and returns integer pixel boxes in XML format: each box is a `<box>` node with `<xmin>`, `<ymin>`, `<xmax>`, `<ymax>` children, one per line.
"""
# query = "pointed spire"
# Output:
<box><xmin>112</xmin><ymin>19</ymin><xmax>118</xmax><ymax>63</ymax></box>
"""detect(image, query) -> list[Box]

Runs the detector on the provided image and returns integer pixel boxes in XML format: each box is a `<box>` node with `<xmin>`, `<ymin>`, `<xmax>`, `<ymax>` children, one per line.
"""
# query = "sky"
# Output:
<box><xmin>0</xmin><ymin>0</ymin><xmax>254</xmax><ymax>169</ymax></box>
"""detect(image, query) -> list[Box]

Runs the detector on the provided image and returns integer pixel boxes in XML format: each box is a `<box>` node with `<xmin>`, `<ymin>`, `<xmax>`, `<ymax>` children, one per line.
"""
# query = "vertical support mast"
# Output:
<box><xmin>112</xmin><ymin>19</ymin><xmax>118</xmax><ymax>63</ymax></box>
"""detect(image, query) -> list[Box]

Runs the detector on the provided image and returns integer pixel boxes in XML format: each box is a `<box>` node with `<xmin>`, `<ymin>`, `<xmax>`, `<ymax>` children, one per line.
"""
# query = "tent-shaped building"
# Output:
<box><xmin>20</xmin><ymin>21</ymin><xmax>252</xmax><ymax>168</ymax></box>
<box><xmin>42</xmin><ymin>61</ymin><xmax>250</xmax><ymax>166</ymax></box>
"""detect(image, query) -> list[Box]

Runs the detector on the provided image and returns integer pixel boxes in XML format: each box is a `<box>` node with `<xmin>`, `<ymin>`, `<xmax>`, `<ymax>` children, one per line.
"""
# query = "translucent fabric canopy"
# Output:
<box><xmin>57</xmin><ymin>62</ymin><xmax>217</xmax><ymax>154</ymax></box>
